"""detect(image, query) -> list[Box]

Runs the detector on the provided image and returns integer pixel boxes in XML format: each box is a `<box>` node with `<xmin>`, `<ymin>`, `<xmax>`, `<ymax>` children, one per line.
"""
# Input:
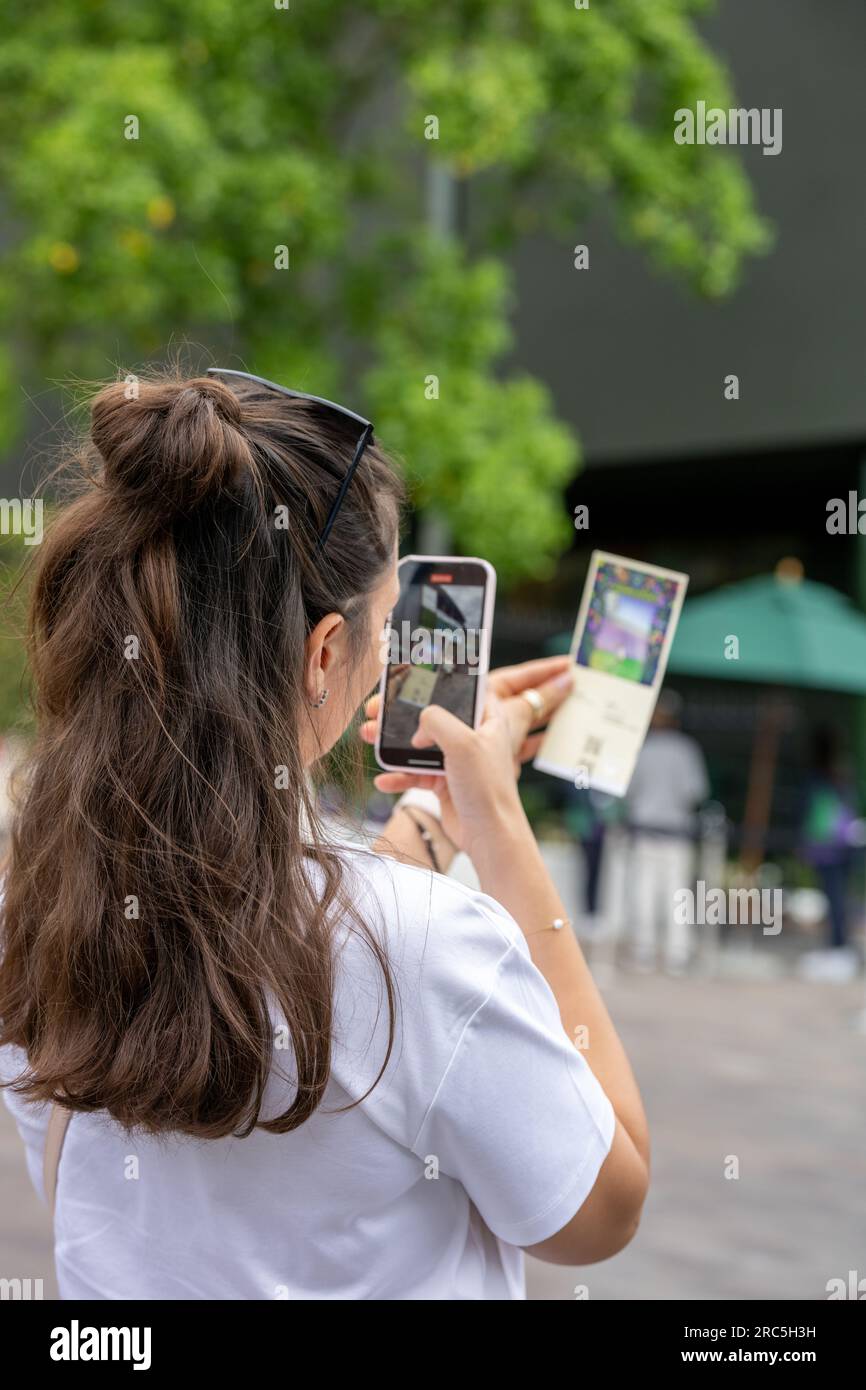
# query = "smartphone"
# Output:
<box><xmin>375</xmin><ymin>554</ymin><xmax>496</xmax><ymax>775</ymax></box>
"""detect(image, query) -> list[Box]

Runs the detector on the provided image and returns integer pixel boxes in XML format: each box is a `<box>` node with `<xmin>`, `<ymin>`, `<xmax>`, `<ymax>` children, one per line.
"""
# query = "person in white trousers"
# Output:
<box><xmin>626</xmin><ymin>692</ymin><xmax>710</xmax><ymax>975</ymax></box>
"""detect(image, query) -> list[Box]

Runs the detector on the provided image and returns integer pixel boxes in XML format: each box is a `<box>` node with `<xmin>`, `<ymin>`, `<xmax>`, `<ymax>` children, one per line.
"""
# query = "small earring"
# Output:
<box><xmin>310</xmin><ymin>688</ymin><xmax>329</xmax><ymax>709</ymax></box>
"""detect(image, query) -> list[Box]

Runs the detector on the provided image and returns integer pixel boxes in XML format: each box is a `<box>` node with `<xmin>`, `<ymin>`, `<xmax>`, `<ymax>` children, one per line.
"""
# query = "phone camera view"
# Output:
<box><xmin>381</xmin><ymin>564</ymin><xmax>485</xmax><ymax>753</ymax></box>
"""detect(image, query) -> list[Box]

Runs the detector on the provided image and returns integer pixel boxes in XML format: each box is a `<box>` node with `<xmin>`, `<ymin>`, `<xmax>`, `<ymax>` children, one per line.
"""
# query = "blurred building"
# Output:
<box><xmin>492</xmin><ymin>0</ymin><xmax>866</xmax><ymax>852</ymax></box>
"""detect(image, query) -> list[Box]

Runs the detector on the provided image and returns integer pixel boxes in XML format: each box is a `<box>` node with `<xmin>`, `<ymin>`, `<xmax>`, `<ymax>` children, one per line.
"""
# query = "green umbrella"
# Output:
<box><xmin>669</xmin><ymin>563</ymin><xmax>866</xmax><ymax>867</ymax></box>
<box><xmin>668</xmin><ymin>569</ymin><xmax>866</xmax><ymax>694</ymax></box>
<box><xmin>547</xmin><ymin>562</ymin><xmax>866</xmax><ymax>867</ymax></box>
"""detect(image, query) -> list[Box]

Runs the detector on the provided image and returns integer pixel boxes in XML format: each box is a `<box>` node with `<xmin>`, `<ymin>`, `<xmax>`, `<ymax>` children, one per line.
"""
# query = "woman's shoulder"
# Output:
<box><xmin>321</xmin><ymin>848</ymin><xmax>538</xmax><ymax>1149</ymax></box>
<box><xmin>342</xmin><ymin>846</ymin><xmax>521</xmax><ymax>938</ymax></box>
<box><xmin>334</xmin><ymin>846</ymin><xmax>527</xmax><ymax>994</ymax></box>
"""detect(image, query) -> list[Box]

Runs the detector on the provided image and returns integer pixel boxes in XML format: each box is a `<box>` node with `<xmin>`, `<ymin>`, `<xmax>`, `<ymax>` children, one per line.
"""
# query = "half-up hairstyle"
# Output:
<box><xmin>0</xmin><ymin>367</ymin><xmax>404</xmax><ymax>1137</ymax></box>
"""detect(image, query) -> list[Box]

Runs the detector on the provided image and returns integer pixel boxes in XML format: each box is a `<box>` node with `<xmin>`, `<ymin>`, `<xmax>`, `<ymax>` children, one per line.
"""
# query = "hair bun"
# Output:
<box><xmin>91</xmin><ymin>375</ymin><xmax>252</xmax><ymax>519</ymax></box>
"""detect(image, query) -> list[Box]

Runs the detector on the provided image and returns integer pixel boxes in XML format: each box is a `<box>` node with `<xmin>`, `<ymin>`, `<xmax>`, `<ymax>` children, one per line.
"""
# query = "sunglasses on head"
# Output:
<box><xmin>206</xmin><ymin>367</ymin><xmax>374</xmax><ymax>556</ymax></box>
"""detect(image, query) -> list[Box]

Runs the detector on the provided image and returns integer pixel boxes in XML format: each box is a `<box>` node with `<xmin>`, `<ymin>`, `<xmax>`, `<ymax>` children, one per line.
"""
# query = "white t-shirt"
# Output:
<box><xmin>0</xmin><ymin>849</ymin><xmax>615</xmax><ymax>1300</ymax></box>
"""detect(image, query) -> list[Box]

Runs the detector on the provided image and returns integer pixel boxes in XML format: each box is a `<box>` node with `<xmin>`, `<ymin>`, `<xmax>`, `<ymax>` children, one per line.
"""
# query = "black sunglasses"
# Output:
<box><xmin>206</xmin><ymin>367</ymin><xmax>374</xmax><ymax>555</ymax></box>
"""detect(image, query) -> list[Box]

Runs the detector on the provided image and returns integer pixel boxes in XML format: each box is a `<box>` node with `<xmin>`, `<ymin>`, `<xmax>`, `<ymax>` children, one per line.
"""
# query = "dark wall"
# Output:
<box><xmin>510</xmin><ymin>0</ymin><xmax>866</xmax><ymax>466</ymax></box>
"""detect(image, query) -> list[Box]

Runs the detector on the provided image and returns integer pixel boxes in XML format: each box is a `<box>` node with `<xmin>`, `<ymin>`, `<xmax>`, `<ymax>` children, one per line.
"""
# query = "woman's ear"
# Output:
<box><xmin>304</xmin><ymin>611</ymin><xmax>346</xmax><ymax>702</ymax></box>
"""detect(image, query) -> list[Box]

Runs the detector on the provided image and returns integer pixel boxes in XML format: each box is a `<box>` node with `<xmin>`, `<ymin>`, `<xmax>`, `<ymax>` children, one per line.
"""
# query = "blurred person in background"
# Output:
<box><xmin>798</xmin><ymin>725</ymin><xmax>860</xmax><ymax>983</ymax></box>
<box><xmin>625</xmin><ymin>690</ymin><xmax>710</xmax><ymax>976</ymax></box>
<box><xmin>565</xmin><ymin>786</ymin><xmax>621</xmax><ymax>935</ymax></box>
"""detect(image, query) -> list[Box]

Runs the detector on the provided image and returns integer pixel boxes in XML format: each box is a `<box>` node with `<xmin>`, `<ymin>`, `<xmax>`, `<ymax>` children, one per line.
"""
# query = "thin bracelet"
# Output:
<box><xmin>400</xmin><ymin>808</ymin><xmax>443</xmax><ymax>874</ymax></box>
<box><xmin>525</xmin><ymin>916</ymin><xmax>571</xmax><ymax>938</ymax></box>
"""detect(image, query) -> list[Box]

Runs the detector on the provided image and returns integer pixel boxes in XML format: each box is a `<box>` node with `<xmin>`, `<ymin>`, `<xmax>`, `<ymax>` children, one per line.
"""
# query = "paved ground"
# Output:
<box><xmin>0</xmin><ymin>1099</ymin><xmax>57</xmax><ymax>1299</ymax></box>
<box><xmin>3</xmin><ymin>965</ymin><xmax>863</xmax><ymax>1302</ymax></box>
<box><xmin>527</xmin><ymin>969</ymin><xmax>866</xmax><ymax>1300</ymax></box>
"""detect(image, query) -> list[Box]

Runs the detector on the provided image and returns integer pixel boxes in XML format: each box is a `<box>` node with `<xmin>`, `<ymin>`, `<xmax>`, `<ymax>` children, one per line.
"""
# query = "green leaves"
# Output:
<box><xmin>362</xmin><ymin>238</ymin><xmax>577</xmax><ymax>582</ymax></box>
<box><xmin>0</xmin><ymin>0</ymin><xmax>768</xmax><ymax>588</ymax></box>
<box><xmin>408</xmin><ymin>40</ymin><xmax>548</xmax><ymax>174</ymax></box>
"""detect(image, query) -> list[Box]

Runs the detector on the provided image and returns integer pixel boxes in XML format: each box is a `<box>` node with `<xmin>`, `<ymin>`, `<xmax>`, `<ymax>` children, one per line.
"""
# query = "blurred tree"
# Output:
<box><xmin>0</xmin><ymin>0</ymin><xmax>769</xmax><ymax>585</ymax></box>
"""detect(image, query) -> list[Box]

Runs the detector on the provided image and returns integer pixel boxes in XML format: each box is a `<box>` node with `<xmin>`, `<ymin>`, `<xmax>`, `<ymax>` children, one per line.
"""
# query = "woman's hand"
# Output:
<box><xmin>360</xmin><ymin>656</ymin><xmax>574</xmax><ymax>853</ymax></box>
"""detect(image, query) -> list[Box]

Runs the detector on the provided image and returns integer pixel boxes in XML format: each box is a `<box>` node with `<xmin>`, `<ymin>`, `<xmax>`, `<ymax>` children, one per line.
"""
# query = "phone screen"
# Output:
<box><xmin>376</xmin><ymin>557</ymin><xmax>493</xmax><ymax>773</ymax></box>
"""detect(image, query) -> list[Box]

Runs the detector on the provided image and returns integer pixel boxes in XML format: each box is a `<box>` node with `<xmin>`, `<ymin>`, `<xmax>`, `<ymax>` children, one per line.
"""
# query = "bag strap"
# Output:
<box><xmin>43</xmin><ymin>1104</ymin><xmax>72</xmax><ymax>1216</ymax></box>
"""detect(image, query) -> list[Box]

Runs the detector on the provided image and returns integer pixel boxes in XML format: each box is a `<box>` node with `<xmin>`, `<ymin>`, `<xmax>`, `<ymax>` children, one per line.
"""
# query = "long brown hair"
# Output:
<box><xmin>0</xmin><ymin>367</ymin><xmax>404</xmax><ymax>1137</ymax></box>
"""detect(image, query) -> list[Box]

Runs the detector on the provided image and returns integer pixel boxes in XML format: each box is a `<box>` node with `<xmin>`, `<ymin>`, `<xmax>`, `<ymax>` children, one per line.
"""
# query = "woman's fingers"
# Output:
<box><xmin>373</xmin><ymin>772</ymin><xmax>443</xmax><ymax>794</ymax></box>
<box><xmin>534</xmin><ymin>666</ymin><xmax>574</xmax><ymax>722</ymax></box>
<box><xmin>488</xmin><ymin>655</ymin><xmax>571</xmax><ymax>699</ymax></box>
<box><xmin>516</xmin><ymin>732</ymin><xmax>545</xmax><ymax>763</ymax></box>
<box><xmin>360</xmin><ymin>689</ymin><xmax>381</xmax><ymax>744</ymax></box>
<box><xmin>365</xmin><ymin>658</ymin><xmax>568</xmax><ymax>728</ymax></box>
<box><xmin>410</xmin><ymin>702</ymin><xmax>476</xmax><ymax>752</ymax></box>
<box><xmin>361</xmin><ymin>658</ymin><xmax>572</xmax><ymax>753</ymax></box>
<box><xmin>369</xmin><ymin>657</ymin><xmax>569</xmax><ymax>721</ymax></box>
<box><xmin>505</xmin><ymin>667</ymin><xmax>574</xmax><ymax>742</ymax></box>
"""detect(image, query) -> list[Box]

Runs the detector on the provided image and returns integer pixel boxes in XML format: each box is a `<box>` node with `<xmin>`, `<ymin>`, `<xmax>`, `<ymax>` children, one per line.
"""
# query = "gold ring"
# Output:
<box><xmin>519</xmin><ymin>688</ymin><xmax>544</xmax><ymax>717</ymax></box>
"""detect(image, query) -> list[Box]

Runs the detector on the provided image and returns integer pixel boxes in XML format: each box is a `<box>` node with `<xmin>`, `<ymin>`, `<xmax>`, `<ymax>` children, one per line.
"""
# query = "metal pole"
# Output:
<box><xmin>418</xmin><ymin>162</ymin><xmax>459</xmax><ymax>555</ymax></box>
